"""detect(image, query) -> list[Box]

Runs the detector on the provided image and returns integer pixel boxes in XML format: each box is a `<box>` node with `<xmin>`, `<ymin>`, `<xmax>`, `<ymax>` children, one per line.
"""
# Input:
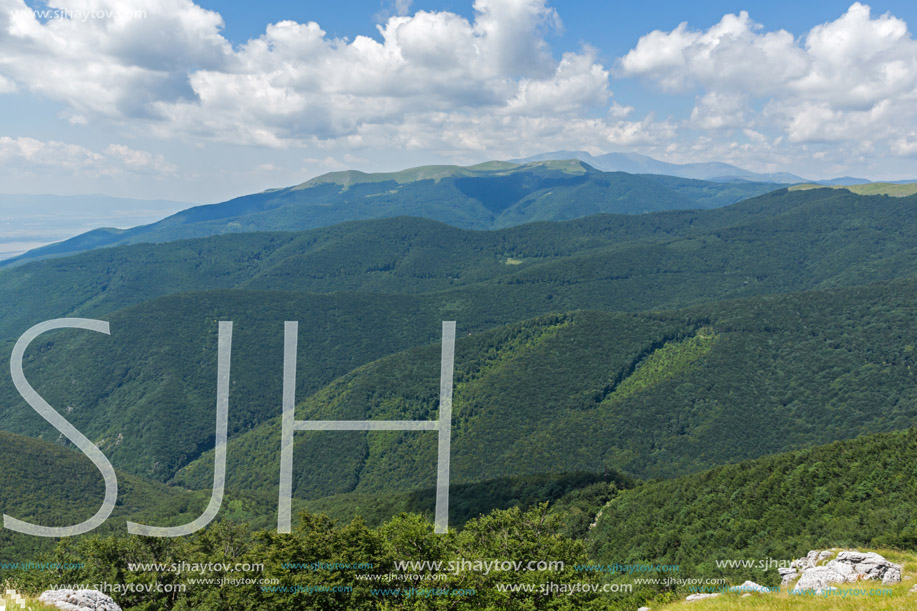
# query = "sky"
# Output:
<box><xmin>1</xmin><ymin>0</ymin><xmax>917</xmax><ymax>203</ymax></box>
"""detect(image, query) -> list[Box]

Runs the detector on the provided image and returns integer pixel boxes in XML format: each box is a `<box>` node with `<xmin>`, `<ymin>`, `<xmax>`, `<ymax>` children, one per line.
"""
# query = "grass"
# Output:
<box><xmin>654</xmin><ymin>548</ymin><xmax>917</xmax><ymax>610</ymax></box>
<box><xmin>0</xmin><ymin>587</ymin><xmax>60</xmax><ymax>611</ymax></box>
<box><xmin>788</xmin><ymin>183</ymin><xmax>917</xmax><ymax>197</ymax></box>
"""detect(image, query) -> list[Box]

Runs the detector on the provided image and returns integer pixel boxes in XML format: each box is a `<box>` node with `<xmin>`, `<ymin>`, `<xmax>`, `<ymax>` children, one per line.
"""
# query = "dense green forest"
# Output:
<box><xmin>587</xmin><ymin>427</ymin><xmax>917</xmax><ymax>587</ymax></box>
<box><xmin>9</xmin><ymin>428</ymin><xmax>917</xmax><ymax>610</ymax></box>
<box><xmin>0</xmin><ymin>431</ymin><xmax>207</xmax><ymax>563</ymax></box>
<box><xmin>3</xmin><ymin>160</ymin><xmax>780</xmax><ymax>266</ymax></box>
<box><xmin>1</xmin><ymin>187</ymin><xmax>914</xmax><ymax>342</ymax></box>
<box><xmin>1</xmin><ymin>182</ymin><xmax>915</xmax><ymax>610</ymax></box>
<box><xmin>171</xmin><ymin>279</ymin><xmax>916</xmax><ymax>512</ymax></box>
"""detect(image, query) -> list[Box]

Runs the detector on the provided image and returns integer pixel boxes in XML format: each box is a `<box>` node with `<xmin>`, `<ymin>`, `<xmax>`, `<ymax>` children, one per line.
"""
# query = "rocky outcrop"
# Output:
<box><xmin>38</xmin><ymin>590</ymin><xmax>122</xmax><ymax>611</ymax></box>
<box><xmin>729</xmin><ymin>580</ymin><xmax>770</xmax><ymax>593</ymax></box>
<box><xmin>784</xmin><ymin>549</ymin><xmax>902</xmax><ymax>594</ymax></box>
<box><xmin>685</xmin><ymin>592</ymin><xmax>720</xmax><ymax>601</ymax></box>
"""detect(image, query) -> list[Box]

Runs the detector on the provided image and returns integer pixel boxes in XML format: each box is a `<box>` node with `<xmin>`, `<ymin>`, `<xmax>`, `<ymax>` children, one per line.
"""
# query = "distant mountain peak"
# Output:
<box><xmin>511</xmin><ymin>150</ymin><xmax>809</xmax><ymax>184</ymax></box>
<box><xmin>294</xmin><ymin>159</ymin><xmax>590</xmax><ymax>191</ymax></box>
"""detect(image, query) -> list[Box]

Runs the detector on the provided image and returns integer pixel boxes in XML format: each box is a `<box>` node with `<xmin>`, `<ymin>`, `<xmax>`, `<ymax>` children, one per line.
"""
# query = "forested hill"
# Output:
<box><xmin>0</xmin><ymin>186</ymin><xmax>914</xmax><ymax>342</ymax></box>
<box><xmin>587</xmin><ymin>426</ymin><xmax>917</xmax><ymax>585</ymax></box>
<box><xmin>0</xmin><ymin>430</ymin><xmax>206</xmax><ymax>563</ymax></box>
<box><xmin>159</xmin><ymin>277</ymin><xmax>914</xmax><ymax>510</ymax></box>
<box><xmin>3</xmin><ymin>160</ymin><xmax>779</xmax><ymax>265</ymax></box>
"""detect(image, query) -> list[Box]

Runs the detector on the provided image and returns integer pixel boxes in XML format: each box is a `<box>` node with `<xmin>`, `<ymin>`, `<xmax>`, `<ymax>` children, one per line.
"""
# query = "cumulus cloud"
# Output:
<box><xmin>619</xmin><ymin>2</ymin><xmax>917</xmax><ymax>160</ymax></box>
<box><xmin>0</xmin><ymin>136</ymin><xmax>104</xmax><ymax>171</ymax></box>
<box><xmin>0</xmin><ymin>0</ymin><xmax>664</xmax><ymax>156</ymax></box>
<box><xmin>0</xmin><ymin>0</ymin><xmax>231</xmax><ymax>117</ymax></box>
<box><xmin>152</xmin><ymin>0</ymin><xmax>628</xmax><ymax>149</ymax></box>
<box><xmin>105</xmin><ymin>143</ymin><xmax>177</xmax><ymax>173</ymax></box>
<box><xmin>0</xmin><ymin>137</ymin><xmax>176</xmax><ymax>176</ymax></box>
<box><xmin>689</xmin><ymin>92</ymin><xmax>749</xmax><ymax>129</ymax></box>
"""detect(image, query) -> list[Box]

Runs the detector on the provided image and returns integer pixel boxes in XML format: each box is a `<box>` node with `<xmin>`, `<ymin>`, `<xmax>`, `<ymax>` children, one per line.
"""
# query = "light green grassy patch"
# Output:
<box><xmin>656</xmin><ymin>548</ymin><xmax>917</xmax><ymax>611</ymax></box>
<box><xmin>788</xmin><ymin>183</ymin><xmax>917</xmax><ymax>197</ymax></box>
<box><xmin>603</xmin><ymin>327</ymin><xmax>717</xmax><ymax>405</ymax></box>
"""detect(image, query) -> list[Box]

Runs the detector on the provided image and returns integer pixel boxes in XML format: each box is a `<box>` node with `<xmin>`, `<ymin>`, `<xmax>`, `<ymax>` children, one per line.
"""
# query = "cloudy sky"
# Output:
<box><xmin>1</xmin><ymin>0</ymin><xmax>917</xmax><ymax>202</ymax></box>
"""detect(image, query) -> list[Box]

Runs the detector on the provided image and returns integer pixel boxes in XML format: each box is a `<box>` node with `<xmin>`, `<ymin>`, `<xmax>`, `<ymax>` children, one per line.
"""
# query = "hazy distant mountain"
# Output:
<box><xmin>815</xmin><ymin>176</ymin><xmax>872</xmax><ymax>186</ymax></box>
<box><xmin>2</xmin><ymin>186</ymin><xmax>916</xmax><ymax>485</ymax></box>
<box><xmin>511</xmin><ymin>150</ymin><xmax>808</xmax><ymax>183</ymax></box>
<box><xmin>0</xmin><ymin>194</ymin><xmax>190</xmax><ymax>260</ymax></box>
<box><xmin>1</xmin><ymin>160</ymin><xmax>779</xmax><ymax>267</ymax></box>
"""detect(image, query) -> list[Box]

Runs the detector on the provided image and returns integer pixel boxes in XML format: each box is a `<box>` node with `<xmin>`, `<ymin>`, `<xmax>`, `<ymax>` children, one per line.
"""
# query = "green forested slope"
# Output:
<box><xmin>587</xmin><ymin>426</ymin><xmax>917</xmax><ymax>586</ymax></box>
<box><xmin>172</xmin><ymin>279</ymin><xmax>916</xmax><ymax>519</ymax></box>
<box><xmin>0</xmin><ymin>187</ymin><xmax>914</xmax><ymax>343</ymax></box>
<box><xmin>0</xmin><ymin>187</ymin><xmax>913</xmax><ymax>512</ymax></box>
<box><xmin>0</xmin><ymin>430</ymin><xmax>206</xmax><ymax>563</ymax></box>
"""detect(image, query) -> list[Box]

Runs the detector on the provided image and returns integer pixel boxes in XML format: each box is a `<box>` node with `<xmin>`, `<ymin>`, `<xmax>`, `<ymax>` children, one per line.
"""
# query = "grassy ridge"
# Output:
<box><xmin>789</xmin><ymin>183</ymin><xmax>917</xmax><ymax>196</ymax></box>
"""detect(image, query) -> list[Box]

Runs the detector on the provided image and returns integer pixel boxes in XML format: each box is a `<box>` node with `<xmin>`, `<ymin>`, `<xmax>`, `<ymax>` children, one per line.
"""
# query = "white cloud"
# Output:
<box><xmin>892</xmin><ymin>132</ymin><xmax>917</xmax><ymax>156</ymax></box>
<box><xmin>618</xmin><ymin>12</ymin><xmax>808</xmax><ymax>95</ymax></box>
<box><xmin>6</xmin><ymin>0</ymin><xmax>914</xmax><ymax>183</ymax></box>
<box><xmin>0</xmin><ymin>136</ymin><xmax>104</xmax><ymax>171</ymax></box>
<box><xmin>0</xmin><ymin>0</ymin><xmax>665</xmax><ymax>157</ymax></box>
<box><xmin>0</xmin><ymin>73</ymin><xmax>16</xmax><ymax>93</ymax></box>
<box><xmin>105</xmin><ymin>143</ymin><xmax>177</xmax><ymax>173</ymax></box>
<box><xmin>0</xmin><ymin>0</ymin><xmax>231</xmax><ymax>117</ymax></box>
<box><xmin>689</xmin><ymin>92</ymin><xmax>749</xmax><ymax>129</ymax></box>
<box><xmin>0</xmin><ymin>136</ymin><xmax>176</xmax><ymax>176</ymax></box>
<box><xmin>618</xmin><ymin>2</ymin><xmax>917</xmax><ymax>168</ymax></box>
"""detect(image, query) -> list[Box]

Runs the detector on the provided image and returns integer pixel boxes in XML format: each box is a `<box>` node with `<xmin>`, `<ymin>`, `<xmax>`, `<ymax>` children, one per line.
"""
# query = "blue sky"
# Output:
<box><xmin>1</xmin><ymin>0</ymin><xmax>916</xmax><ymax>202</ymax></box>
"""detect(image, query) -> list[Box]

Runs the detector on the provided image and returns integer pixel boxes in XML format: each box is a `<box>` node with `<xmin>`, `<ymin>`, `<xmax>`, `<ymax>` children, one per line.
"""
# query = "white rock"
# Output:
<box><xmin>729</xmin><ymin>580</ymin><xmax>771</xmax><ymax>593</ymax></box>
<box><xmin>778</xmin><ymin>567</ymin><xmax>799</xmax><ymax>585</ymax></box>
<box><xmin>741</xmin><ymin>593</ymin><xmax>751</xmax><ymax>597</ymax></box>
<box><xmin>637</xmin><ymin>607</ymin><xmax>651</xmax><ymax>611</ymax></box>
<box><xmin>795</xmin><ymin>566</ymin><xmax>848</xmax><ymax>592</ymax></box>
<box><xmin>685</xmin><ymin>593</ymin><xmax>721</xmax><ymax>601</ymax></box>
<box><xmin>788</xmin><ymin>549</ymin><xmax>902</xmax><ymax>590</ymax></box>
<box><xmin>39</xmin><ymin>590</ymin><xmax>122</xmax><ymax>611</ymax></box>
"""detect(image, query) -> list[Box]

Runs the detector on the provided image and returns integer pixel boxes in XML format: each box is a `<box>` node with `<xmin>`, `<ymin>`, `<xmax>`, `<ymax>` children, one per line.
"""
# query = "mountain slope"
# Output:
<box><xmin>0</xmin><ymin>430</ymin><xmax>206</xmax><ymax>562</ymax></box>
<box><xmin>0</xmin><ymin>188</ymin><xmax>915</xmax><ymax>488</ymax></box>
<box><xmin>173</xmin><ymin>279</ymin><xmax>917</xmax><ymax>516</ymax></box>
<box><xmin>1</xmin><ymin>187</ymin><xmax>915</xmax><ymax>343</ymax></box>
<box><xmin>2</xmin><ymin>160</ymin><xmax>780</xmax><ymax>266</ymax></box>
<box><xmin>587</xmin><ymin>426</ymin><xmax>917</xmax><ymax>585</ymax></box>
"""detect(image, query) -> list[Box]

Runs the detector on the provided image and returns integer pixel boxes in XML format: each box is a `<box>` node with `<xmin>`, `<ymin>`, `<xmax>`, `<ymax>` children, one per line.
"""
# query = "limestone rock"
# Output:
<box><xmin>729</xmin><ymin>580</ymin><xmax>770</xmax><ymax>593</ymax></box>
<box><xmin>788</xmin><ymin>549</ymin><xmax>902</xmax><ymax>593</ymax></box>
<box><xmin>794</xmin><ymin>566</ymin><xmax>847</xmax><ymax>593</ymax></box>
<box><xmin>38</xmin><ymin>590</ymin><xmax>122</xmax><ymax>611</ymax></box>
<box><xmin>685</xmin><ymin>593</ymin><xmax>720</xmax><ymax>601</ymax></box>
<box><xmin>778</xmin><ymin>567</ymin><xmax>799</xmax><ymax>585</ymax></box>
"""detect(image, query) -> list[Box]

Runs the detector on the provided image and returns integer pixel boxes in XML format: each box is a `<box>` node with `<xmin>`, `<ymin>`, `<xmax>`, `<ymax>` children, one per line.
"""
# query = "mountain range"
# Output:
<box><xmin>1</xmin><ymin>161</ymin><xmax>916</xmax><ymax>610</ymax></box>
<box><xmin>0</xmin><ymin>160</ymin><xmax>780</xmax><ymax>267</ymax></box>
<box><xmin>511</xmin><ymin>150</ymin><xmax>809</xmax><ymax>183</ymax></box>
<box><xmin>0</xmin><ymin>186</ymin><xmax>914</xmax><ymax>491</ymax></box>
